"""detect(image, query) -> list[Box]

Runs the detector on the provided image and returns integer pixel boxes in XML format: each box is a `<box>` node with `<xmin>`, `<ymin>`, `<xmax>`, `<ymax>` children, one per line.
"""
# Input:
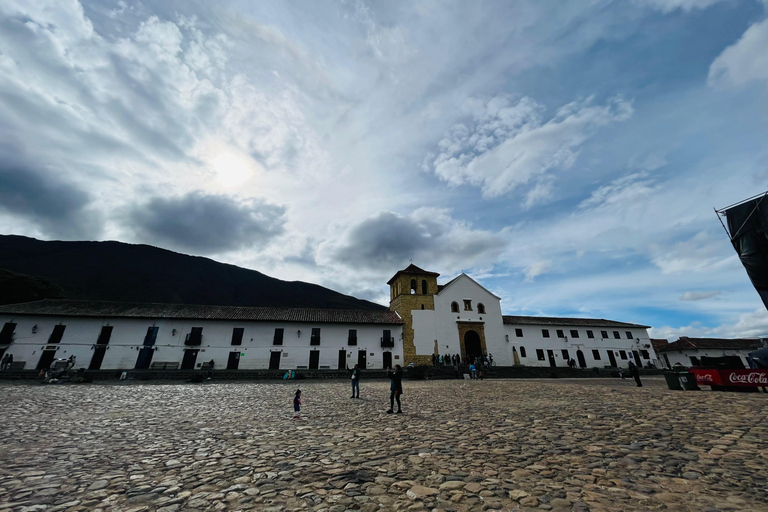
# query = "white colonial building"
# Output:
<box><xmin>0</xmin><ymin>301</ymin><xmax>404</xmax><ymax>372</ymax></box>
<box><xmin>387</xmin><ymin>264</ymin><xmax>656</xmax><ymax>368</ymax></box>
<box><xmin>653</xmin><ymin>337</ymin><xmax>765</xmax><ymax>369</ymax></box>
<box><xmin>0</xmin><ymin>263</ymin><xmax>657</xmax><ymax>372</ymax></box>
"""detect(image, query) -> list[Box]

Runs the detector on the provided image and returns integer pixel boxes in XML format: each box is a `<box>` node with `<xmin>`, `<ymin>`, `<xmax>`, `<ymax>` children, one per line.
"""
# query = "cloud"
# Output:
<box><xmin>709</xmin><ymin>17</ymin><xmax>768</xmax><ymax>88</ymax></box>
<box><xmin>425</xmin><ymin>95</ymin><xmax>633</xmax><ymax>200</ymax></box>
<box><xmin>0</xmin><ymin>141</ymin><xmax>100</xmax><ymax>238</ymax></box>
<box><xmin>635</xmin><ymin>0</ymin><xmax>727</xmax><ymax>12</ymax></box>
<box><xmin>318</xmin><ymin>208</ymin><xmax>506</xmax><ymax>273</ymax></box>
<box><xmin>680</xmin><ymin>290</ymin><xmax>722</xmax><ymax>301</ymax></box>
<box><xmin>651</xmin><ymin>308</ymin><xmax>768</xmax><ymax>339</ymax></box>
<box><xmin>129</xmin><ymin>191</ymin><xmax>286</xmax><ymax>254</ymax></box>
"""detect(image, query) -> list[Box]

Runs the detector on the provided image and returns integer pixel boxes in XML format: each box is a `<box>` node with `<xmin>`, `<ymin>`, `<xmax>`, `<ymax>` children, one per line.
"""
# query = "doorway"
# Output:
<box><xmin>309</xmin><ymin>350</ymin><xmax>320</xmax><ymax>369</ymax></box>
<box><xmin>181</xmin><ymin>349</ymin><xmax>199</xmax><ymax>370</ymax></box>
<box><xmin>135</xmin><ymin>347</ymin><xmax>154</xmax><ymax>369</ymax></box>
<box><xmin>576</xmin><ymin>350</ymin><xmax>586</xmax><ymax>368</ymax></box>
<box><xmin>357</xmin><ymin>350</ymin><xmax>367</xmax><ymax>369</ymax></box>
<box><xmin>227</xmin><ymin>351</ymin><xmax>240</xmax><ymax>370</ymax></box>
<box><xmin>546</xmin><ymin>349</ymin><xmax>556</xmax><ymax>368</ymax></box>
<box><xmin>607</xmin><ymin>351</ymin><xmax>617</xmax><ymax>367</ymax></box>
<box><xmin>269</xmin><ymin>351</ymin><xmax>281</xmax><ymax>370</ymax></box>
<box><xmin>383</xmin><ymin>351</ymin><xmax>392</xmax><ymax>370</ymax></box>
<box><xmin>338</xmin><ymin>349</ymin><xmax>347</xmax><ymax>370</ymax></box>
<box><xmin>632</xmin><ymin>350</ymin><xmax>642</xmax><ymax>367</ymax></box>
<box><xmin>89</xmin><ymin>325</ymin><xmax>113</xmax><ymax>370</ymax></box>
<box><xmin>464</xmin><ymin>330</ymin><xmax>483</xmax><ymax>363</ymax></box>
<box><xmin>36</xmin><ymin>349</ymin><xmax>57</xmax><ymax>371</ymax></box>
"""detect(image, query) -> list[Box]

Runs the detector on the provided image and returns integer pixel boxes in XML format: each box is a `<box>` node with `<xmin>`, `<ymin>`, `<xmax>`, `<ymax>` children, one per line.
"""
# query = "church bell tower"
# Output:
<box><xmin>388</xmin><ymin>264</ymin><xmax>439</xmax><ymax>365</ymax></box>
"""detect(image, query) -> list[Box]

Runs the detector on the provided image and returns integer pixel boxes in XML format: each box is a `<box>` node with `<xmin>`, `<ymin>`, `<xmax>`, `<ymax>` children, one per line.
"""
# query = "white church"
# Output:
<box><xmin>0</xmin><ymin>264</ymin><xmax>657</xmax><ymax>372</ymax></box>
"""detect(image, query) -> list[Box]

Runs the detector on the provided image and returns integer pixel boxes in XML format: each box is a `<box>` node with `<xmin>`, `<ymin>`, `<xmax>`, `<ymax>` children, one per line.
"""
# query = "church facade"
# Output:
<box><xmin>388</xmin><ymin>264</ymin><xmax>658</xmax><ymax>369</ymax></box>
<box><xmin>0</xmin><ymin>264</ymin><xmax>657</xmax><ymax>372</ymax></box>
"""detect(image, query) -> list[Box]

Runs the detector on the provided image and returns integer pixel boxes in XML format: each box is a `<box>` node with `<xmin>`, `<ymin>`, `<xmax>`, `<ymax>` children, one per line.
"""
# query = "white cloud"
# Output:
<box><xmin>635</xmin><ymin>0</ymin><xmax>728</xmax><ymax>12</ymax></box>
<box><xmin>651</xmin><ymin>308</ymin><xmax>768</xmax><ymax>339</ymax></box>
<box><xmin>709</xmin><ymin>17</ymin><xmax>768</xmax><ymax>88</ymax></box>
<box><xmin>426</xmin><ymin>95</ymin><xmax>633</xmax><ymax>199</ymax></box>
<box><xmin>680</xmin><ymin>290</ymin><xmax>722</xmax><ymax>301</ymax></box>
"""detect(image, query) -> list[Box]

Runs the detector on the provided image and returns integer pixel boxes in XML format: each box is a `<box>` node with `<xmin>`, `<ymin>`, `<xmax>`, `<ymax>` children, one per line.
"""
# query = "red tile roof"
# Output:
<box><xmin>655</xmin><ymin>337</ymin><xmax>763</xmax><ymax>352</ymax></box>
<box><xmin>502</xmin><ymin>315</ymin><xmax>650</xmax><ymax>329</ymax></box>
<box><xmin>0</xmin><ymin>300</ymin><xmax>404</xmax><ymax>325</ymax></box>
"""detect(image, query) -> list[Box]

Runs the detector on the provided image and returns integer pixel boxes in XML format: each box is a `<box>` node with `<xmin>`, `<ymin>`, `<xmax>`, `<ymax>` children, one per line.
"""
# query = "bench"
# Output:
<box><xmin>149</xmin><ymin>362</ymin><xmax>179</xmax><ymax>370</ymax></box>
<box><xmin>8</xmin><ymin>361</ymin><xmax>25</xmax><ymax>370</ymax></box>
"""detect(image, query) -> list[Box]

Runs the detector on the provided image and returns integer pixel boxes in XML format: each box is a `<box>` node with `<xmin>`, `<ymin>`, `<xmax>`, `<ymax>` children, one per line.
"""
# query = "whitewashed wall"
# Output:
<box><xmin>0</xmin><ymin>315</ymin><xmax>403</xmax><ymax>371</ymax></box>
<box><xmin>503</xmin><ymin>323</ymin><xmax>657</xmax><ymax>368</ymax></box>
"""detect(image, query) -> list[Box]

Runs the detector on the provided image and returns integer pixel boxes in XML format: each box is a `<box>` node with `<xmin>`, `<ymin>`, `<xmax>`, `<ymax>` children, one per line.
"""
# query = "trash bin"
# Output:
<box><xmin>664</xmin><ymin>372</ymin><xmax>683</xmax><ymax>390</ymax></box>
<box><xmin>677</xmin><ymin>370</ymin><xmax>700</xmax><ymax>391</ymax></box>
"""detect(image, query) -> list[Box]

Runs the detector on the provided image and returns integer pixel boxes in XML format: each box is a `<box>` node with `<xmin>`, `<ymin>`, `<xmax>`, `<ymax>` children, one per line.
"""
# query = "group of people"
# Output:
<box><xmin>292</xmin><ymin>363</ymin><xmax>404</xmax><ymax>419</ymax></box>
<box><xmin>432</xmin><ymin>353</ymin><xmax>461</xmax><ymax>366</ymax></box>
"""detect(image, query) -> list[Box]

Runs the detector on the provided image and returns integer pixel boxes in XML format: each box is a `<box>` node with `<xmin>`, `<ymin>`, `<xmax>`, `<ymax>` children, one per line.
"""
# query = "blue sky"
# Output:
<box><xmin>1</xmin><ymin>0</ymin><xmax>768</xmax><ymax>339</ymax></box>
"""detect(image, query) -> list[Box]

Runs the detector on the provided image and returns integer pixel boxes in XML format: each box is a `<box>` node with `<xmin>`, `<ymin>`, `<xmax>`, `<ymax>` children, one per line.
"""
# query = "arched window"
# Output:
<box><xmin>421</xmin><ymin>304</ymin><xmax>425</xmax><ymax>310</ymax></box>
<box><xmin>410</xmin><ymin>279</ymin><xmax>417</xmax><ymax>294</ymax></box>
<box><xmin>451</xmin><ymin>301</ymin><xmax>459</xmax><ymax>313</ymax></box>
<box><xmin>421</xmin><ymin>279</ymin><xmax>427</xmax><ymax>294</ymax></box>
<box><xmin>520</xmin><ymin>346</ymin><xmax>527</xmax><ymax>358</ymax></box>
<box><xmin>477</xmin><ymin>303</ymin><xmax>486</xmax><ymax>314</ymax></box>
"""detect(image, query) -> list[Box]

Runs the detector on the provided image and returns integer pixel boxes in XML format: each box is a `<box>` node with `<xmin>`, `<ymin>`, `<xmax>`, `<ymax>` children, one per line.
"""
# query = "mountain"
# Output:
<box><xmin>0</xmin><ymin>235</ymin><xmax>385</xmax><ymax>310</ymax></box>
<box><xmin>0</xmin><ymin>268</ymin><xmax>65</xmax><ymax>305</ymax></box>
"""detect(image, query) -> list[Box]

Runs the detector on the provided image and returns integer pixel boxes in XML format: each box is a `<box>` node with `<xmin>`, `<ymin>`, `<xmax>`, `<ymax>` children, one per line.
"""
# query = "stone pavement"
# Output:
<box><xmin>0</xmin><ymin>377</ymin><xmax>767</xmax><ymax>512</ymax></box>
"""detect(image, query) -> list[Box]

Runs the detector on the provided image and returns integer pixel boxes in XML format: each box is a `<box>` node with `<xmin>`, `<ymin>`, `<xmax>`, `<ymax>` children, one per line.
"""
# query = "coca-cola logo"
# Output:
<box><xmin>729</xmin><ymin>372</ymin><xmax>768</xmax><ymax>385</ymax></box>
<box><xmin>697</xmin><ymin>374</ymin><xmax>714</xmax><ymax>383</ymax></box>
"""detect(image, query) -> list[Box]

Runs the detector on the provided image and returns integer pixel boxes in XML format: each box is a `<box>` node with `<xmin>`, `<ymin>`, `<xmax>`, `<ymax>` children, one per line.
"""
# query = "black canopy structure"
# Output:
<box><xmin>716</xmin><ymin>192</ymin><xmax>768</xmax><ymax>312</ymax></box>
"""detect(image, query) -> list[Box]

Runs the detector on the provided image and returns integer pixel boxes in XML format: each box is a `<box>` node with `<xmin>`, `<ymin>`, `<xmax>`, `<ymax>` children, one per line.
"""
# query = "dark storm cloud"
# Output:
<box><xmin>129</xmin><ymin>191</ymin><xmax>286</xmax><ymax>254</ymax></box>
<box><xmin>0</xmin><ymin>144</ymin><xmax>100</xmax><ymax>238</ymax></box>
<box><xmin>330</xmin><ymin>210</ymin><xmax>505</xmax><ymax>271</ymax></box>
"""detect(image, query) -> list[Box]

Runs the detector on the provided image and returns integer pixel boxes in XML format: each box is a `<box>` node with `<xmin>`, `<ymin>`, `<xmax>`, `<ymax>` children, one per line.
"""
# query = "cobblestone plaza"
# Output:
<box><xmin>1</xmin><ymin>377</ymin><xmax>766</xmax><ymax>512</ymax></box>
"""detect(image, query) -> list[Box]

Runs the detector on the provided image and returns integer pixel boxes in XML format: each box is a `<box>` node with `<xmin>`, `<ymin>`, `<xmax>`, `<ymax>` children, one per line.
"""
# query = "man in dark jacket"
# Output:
<box><xmin>628</xmin><ymin>361</ymin><xmax>642</xmax><ymax>387</ymax></box>
<box><xmin>386</xmin><ymin>365</ymin><xmax>403</xmax><ymax>414</ymax></box>
<box><xmin>348</xmin><ymin>364</ymin><xmax>361</xmax><ymax>398</ymax></box>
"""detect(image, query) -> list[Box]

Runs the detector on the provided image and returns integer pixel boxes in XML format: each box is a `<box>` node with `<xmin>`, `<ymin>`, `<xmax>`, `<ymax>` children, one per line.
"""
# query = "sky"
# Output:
<box><xmin>1</xmin><ymin>0</ymin><xmax>768</xmax><ymax>340</ymax></box>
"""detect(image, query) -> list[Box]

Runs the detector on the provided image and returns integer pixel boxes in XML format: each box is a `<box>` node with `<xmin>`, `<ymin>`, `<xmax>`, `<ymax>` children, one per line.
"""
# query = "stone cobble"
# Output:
<box><xmin>0</xmin><ymin>377</ymin><xmax>766</xmax><ymax>512</ymax></box>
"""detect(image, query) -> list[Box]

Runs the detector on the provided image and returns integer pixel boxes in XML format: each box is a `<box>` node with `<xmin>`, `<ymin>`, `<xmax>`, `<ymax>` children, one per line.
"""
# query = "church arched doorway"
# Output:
<box><xmin>464</xmin><ymin>330</ymin><xmax>482</xmax><ymax>363</ymax></box>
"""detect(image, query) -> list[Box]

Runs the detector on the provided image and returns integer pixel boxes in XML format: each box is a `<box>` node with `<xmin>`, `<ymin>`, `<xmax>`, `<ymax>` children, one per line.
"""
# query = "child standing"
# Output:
<box><xmin>293</xmin><ymin>389</ymin><xmax>302</xmax><ymax>419</ymax></box>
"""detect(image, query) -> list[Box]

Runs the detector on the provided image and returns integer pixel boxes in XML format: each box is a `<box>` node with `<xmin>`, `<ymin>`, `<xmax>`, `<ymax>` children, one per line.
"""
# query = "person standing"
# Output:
<box><xmin>348</xmin><ymin>364</ymin><xmax>361</xmax><ymax>398</ymax></box>
<box><xmin>386</xmin><ymin>365</ymin><xmax>403</xmax><ymax>414</ymax></box>
<box><xmin>293</xmin><ymin>389</ymin><xmax>302</xmax><ymax>419</ymax></box>
<box><xmin>468</xmin><ymin>362</ymin><xmax>477</xmax><ymax>380</ymax></box>
<box><xmin>628</xmin><ymin>361</ymin><xmax>642</xmax><ymax>387</ymax></box>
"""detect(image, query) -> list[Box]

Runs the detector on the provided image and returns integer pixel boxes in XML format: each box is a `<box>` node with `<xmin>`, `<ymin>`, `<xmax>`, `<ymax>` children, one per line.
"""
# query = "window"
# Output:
<box><xmin>451</xmin><ymin>302</ymin><xmax>459</xmax><ymax>313</ymax></box>
<box><xmin>570</xmin><ymin>330</ymin><xmax>579</xmax><ymax>338</ymax></box>
<box><xmin>592</xmin><ymin>349</ymin><xmax>601</xmax><ymax>360</ymax></box>
<box><xmin>515</xmin><ymin>328</ymin><xmax>523</xmax><ymax>337</ymax></box>
<box><xmin>185</xmin><ymin>327</ymin><xmax>203</xmax><ymax>346</ymax></box>
<box><xmin>542</xmin><ymin>329</ymin><xmax>550</xmax><ymax>338</ymax></box>
<box><xmin>48</xmin><ymin>324</ymin><xmax>66</xmax><ymax>344</ymax></box>
<box><xmin>601</xmin><ymin>331</ymin><xmax>608</xmax><ymax>338</ymax></box>
<box><xmin>273</xmin><ymin>328</ymin><xmax>284</xmax><ymax>346</ymax></box>
<box><xmin>348</xmin><ymin>329</ymin><xmax>357</xmax><ymax>346</ymax></box>
<box><xmin>477</xmin><ymin>303</ymin><xmax>486</xmax><ymax>314</ymax></box>
<box><xmin>536</xmin><ymin>349</ymin><xmax>545</xmax><ymax>361</ymax></box>
<box><xmin>310</xmin><ymin>328</ymin><xmax>321</xmax><ymax>345</ymax></box>
<box><xmin>520</xmin><ymin>346</ymin><xmax>527</xmax><ymax>358</ymax></box>
<box><xmin>619</xmin><ymin>350</ymin><xmax>628</xmax><ymax>360</ymax></box>
<box><xmin>561</xmin><ymin>349</ymin><xmax>569</xmax><ymax>360</ymax></box>
<box><xmin>144</xmin><ymin>326</ymin><xmax>159</xmax><ymax>346</ymax></box>
<box><xmin>231</xmin><ymin>328</ymin><xmax>244</xmax><ymax>346</ymax></box>
<box><xmin>382</xmin><ymin>329</ymin><xmax>394</xmax><ymax>347</ymax></box>
<box><xmin>625</xmin><ymin>331</ymin><xmax>633</xmax><ymax>339</ymax></box>
<box><xmin>556</xmin><ymin>329</ymin><xmax>565</xmax><ymax>338</ymax></box>
<box><xmin>587</xmin><ymin>330</ymin><xmax>594</xmax><ymax>339</ymax></box>
<box><xmin>410</xmin><ymin>279</ymin><xmax>417</xmax><ymax>293</ymax></box>
<box><xmin>421</xmin><ymin>305</ymin><xmax>424</xmax><ymax>310</ymax></box>
<box><xmin>640</xmin><ymin>350</ymin><xmax>650</xmax><ymax>359</ymax></box>
<box><xmin>0</xmin><ymin>322</ymin><xmax>17</xmax><ymax>344</ymax></box>
<box><xmin>613</xmin><ymin>331</ymin><xmax>620</xmax><ymax>339</ymax></box>
<box><xmin>463</xmin><ymin>300</ymin><xmax>472</xmax><ymax>311</ymax></box>
<box><xmin>421</xmin><ymin>280</ymin><xmax>427</xmax><ymax>294</ymax></box>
